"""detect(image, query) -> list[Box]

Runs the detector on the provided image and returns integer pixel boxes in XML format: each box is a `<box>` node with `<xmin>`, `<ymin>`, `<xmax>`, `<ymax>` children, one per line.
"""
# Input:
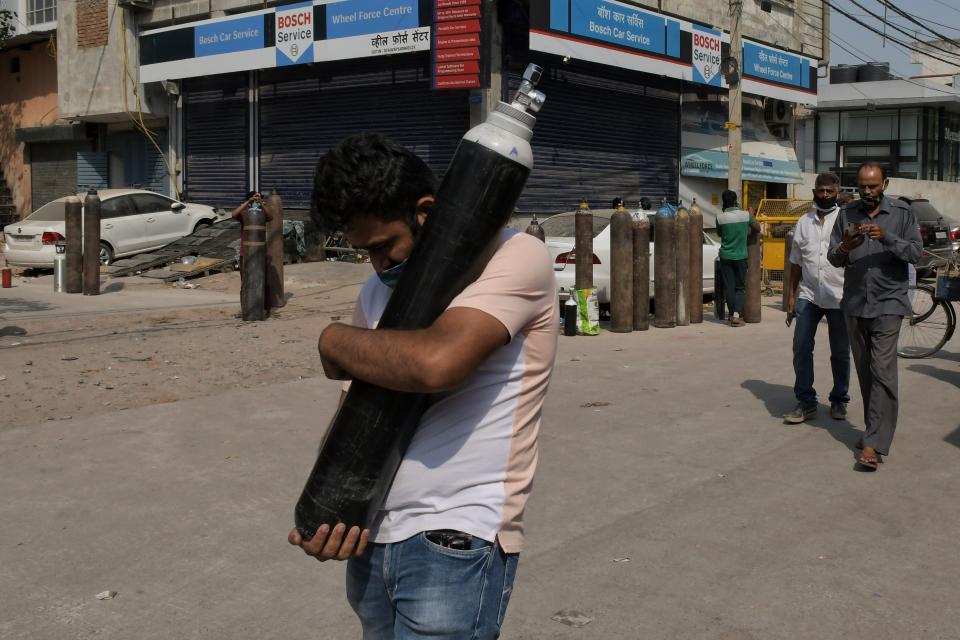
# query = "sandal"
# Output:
<box><xmin>856</xmin><ymin>446</ymin><xmax>883</xmax><ymax>470</ymax></box>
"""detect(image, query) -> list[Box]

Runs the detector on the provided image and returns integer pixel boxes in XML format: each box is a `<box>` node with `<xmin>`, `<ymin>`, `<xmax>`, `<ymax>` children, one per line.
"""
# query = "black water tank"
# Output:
<box><xmin>830</xmin><ymin>64</ymin><xmax>858</xmax><ymax>84</ymax></box>
<box><xmin>857</xmin><ymin>62</ymin><xmax>892</xmax><ymax>82</ymax></box>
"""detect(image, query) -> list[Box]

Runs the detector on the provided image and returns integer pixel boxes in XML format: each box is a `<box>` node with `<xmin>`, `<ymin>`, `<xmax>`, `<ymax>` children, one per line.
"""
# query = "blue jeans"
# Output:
<box><xmin>792</xmin><ymin>298</ymin><xmax>851</xmax><ymax>407</ymax></box>
<box><xmin>346</xmin><ymin>532</ymin><xmax>519</xmax><ymax>639</ymax></box>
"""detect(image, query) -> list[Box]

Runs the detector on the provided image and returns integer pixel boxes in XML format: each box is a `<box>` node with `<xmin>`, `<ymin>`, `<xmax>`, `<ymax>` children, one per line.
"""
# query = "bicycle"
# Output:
<box><xmin>897</xmin><ymin>251</ymin><xmax>959</xmax><ymax>359</ymax></box>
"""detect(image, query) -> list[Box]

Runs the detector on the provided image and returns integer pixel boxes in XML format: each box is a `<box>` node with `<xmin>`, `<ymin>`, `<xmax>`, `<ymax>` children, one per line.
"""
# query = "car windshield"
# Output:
<box><xmin>24</xmin><ymin>200</ymin><xmax>67</xmax><ymax>222</ymax></box>
<box><xmin>540</xmin><ymin>213</ymin><xmax>612</xmax><ymax>238</ymax></box>
<box><xmin>910</xmin><ymin>201</ymin><xmax>944</xmax><ymax>223</ymax></box>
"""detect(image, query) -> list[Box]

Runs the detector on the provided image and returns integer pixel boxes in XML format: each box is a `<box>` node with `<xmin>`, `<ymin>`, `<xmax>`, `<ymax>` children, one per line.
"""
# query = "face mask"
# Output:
<box><xmin>859</xmin><ymin>191</ymin><xmax>883</xmax><ymax>210</ymax></box>
<box><xmin>377</xmin><ymin>259</ymin><xmax>407</xmax><ymax>289</ymax></box>
<box><xmin>814</xmin><ymin>196</ymin><xmax>837</xmax><ymax>211</ymax></box>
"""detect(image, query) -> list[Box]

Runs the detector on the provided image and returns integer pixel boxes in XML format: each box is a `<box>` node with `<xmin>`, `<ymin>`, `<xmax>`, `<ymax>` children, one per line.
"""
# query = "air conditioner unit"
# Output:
<box><xmin>117</xmin><ymin>0</ymin><xmax>154</xmax><ymax>9</ymax></box>
<box><xmin>764</xmin><ymin>98</ymin><xmax>792</xmax><ymax>137</ymax></box>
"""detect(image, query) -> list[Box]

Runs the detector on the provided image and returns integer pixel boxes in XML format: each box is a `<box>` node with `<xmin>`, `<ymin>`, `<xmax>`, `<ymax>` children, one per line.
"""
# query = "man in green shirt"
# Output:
<box><xmin>716</xmin><ymin>190</ymin><xmax>760</xmax><ymax>326</ymax></box>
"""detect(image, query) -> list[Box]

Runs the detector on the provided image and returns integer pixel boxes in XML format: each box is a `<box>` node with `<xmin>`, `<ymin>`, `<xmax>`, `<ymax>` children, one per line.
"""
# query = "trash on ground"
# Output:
<box><xmin>95</xmin><ymin>591</ymin><xmax>117</xmax><ymax>600</ymax></box>
<box><xmin>552</xmin><ymin>610</ymin><xmax>593</xmax><ymax>627</ymax></box>
<box><xmin>580</xmin><ymin>401</ymin><xmax>611</xmax><ymax>408</ymax></box>
<box><xmin>613</xmin><ymin>557</ymin><xmax>631</xmax><ymax>563</ymax></box>
<box><xmin>61</xmin><ymin>356</ymin><xmax>78</xmax><ymax>361</ymax></box>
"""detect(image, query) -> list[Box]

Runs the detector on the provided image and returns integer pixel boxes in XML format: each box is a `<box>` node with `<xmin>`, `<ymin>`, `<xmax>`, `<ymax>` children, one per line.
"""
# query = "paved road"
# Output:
<box><xmin>1</xmin><ymin>299</ymin><xmax>958</xmax><ymax>639</ymax></box>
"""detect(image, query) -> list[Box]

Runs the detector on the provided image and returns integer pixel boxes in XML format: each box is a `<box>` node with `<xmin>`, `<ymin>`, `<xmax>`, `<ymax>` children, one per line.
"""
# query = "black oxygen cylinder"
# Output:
<box><xmin>294</xmin><ymin>64</ymin><xmax>547</xmax><ymax>540</ymax></box>
<box><xmin>241</xmin><ymin>205</ymin><xmax>267</xmax><ymax>321</ymax></box>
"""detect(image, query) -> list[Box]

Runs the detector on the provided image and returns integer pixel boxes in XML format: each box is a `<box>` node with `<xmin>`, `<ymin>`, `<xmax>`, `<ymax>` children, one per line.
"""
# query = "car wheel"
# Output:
<box><xmin>99</xmin><ymin>242</ymin><xmax>114</xmax><ymax>266</ymax></box>
<box><xmin>192</xmin><ymin>220</ymin><xmax>212</xmax><ymax>234</ymax></box>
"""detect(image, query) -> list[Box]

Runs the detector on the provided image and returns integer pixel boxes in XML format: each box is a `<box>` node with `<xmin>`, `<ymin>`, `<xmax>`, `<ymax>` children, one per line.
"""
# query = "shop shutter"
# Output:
<box><xmin>31</xmin><ymin>142</ymin><xmax>89</xmax><ymax>208</ymax></box>
<box><xmin>508</xmin><ymin>62</ymin><xmax>681</xmax><ymax>215</ymax></box>
<box><xmin>259</xmin><ymin>57</ymin><xmax>469</xmax><ymax>209</ymax></box>
<box><xmin>183</xmin><ymin>74</ymin><xmax>248</xmax><ymax>208</ymax></box>
<box><xmin>77</xmin><ymin>151</ymin><xmax>109</xmax><ymax>192</ymax></box>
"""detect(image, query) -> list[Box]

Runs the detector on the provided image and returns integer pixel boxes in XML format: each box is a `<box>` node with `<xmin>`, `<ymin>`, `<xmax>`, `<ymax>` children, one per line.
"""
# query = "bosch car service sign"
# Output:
<box><xmin>692</xmin><ymin>25</ymin><xmax>722</xmax><ymax>86</ymax></box>
<box><xmin>276</xmin><ymin>2</ymin><xmax>314</xmax><ymax>66</ymax></box>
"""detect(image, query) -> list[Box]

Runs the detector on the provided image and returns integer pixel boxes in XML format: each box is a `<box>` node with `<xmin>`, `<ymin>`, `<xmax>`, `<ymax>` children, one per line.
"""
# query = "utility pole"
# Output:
<box><xmin>727</xmin><ymin>0</ymin><xmax>743</xmax><ymax>203</ymax></box>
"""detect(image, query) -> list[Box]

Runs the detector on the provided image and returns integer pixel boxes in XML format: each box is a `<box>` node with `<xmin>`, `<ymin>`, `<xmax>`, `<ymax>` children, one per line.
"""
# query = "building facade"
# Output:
<box><xmin>43</xmin><ymin>0</ymin><xmax>826</xmax><ymax>224</ymax></box>
<box><xmin>0</xmin><ymin>0</ymin><xmax>59</xmax><ymax>220</ymax></box>
<box><xmin>810</xmin><ymin>65</ymin><xmax>960</xmax><ymax>187</ymax></box>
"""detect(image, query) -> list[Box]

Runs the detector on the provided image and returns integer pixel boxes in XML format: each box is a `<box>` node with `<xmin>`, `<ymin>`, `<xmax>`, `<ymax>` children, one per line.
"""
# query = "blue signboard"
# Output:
<box><xmin>681</xmin><ymin>148</ymin><xmax>802</xmax><ymax>183</ymax></box>
<box><xmin>326</xmin><ymin>0</ymin><xmax>419</xmax><ymax>39</ymax></box>
<box><xmin>742</xmin><ymin>41</ymin><xmax>810</xmax><ymax>90</ymax></box>
<box><xmin>567</xmin><ymin>0</ymin><xmax>669</xmax><ymax>56</ymax></box>
<box><xmin>195</xmin><ymin>14</ymin><xmax>264</xmax><ymax>57</ymax></box>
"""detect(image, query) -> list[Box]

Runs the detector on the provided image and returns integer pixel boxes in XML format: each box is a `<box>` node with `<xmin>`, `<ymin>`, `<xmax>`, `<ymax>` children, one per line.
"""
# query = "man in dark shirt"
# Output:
<box><xmin>827</xmin><ymin>162</ymin><xmax>922</xmax><ymax>470</ymax></box>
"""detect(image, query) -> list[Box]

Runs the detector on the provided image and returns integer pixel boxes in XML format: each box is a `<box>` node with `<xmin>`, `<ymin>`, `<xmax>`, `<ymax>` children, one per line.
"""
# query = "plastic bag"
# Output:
<box><xmin>656</xmin><ymin>202</ymin><xmax>678</xmax><ymax>217</ymax></box>
<box><xmin>575</xmin><ymin>288</ymin><xmax>600</xmax><ymax>335</ymax></box>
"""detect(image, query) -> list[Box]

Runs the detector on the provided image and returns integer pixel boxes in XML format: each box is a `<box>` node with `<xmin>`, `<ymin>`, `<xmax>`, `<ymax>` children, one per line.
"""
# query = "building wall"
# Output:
<box><xmin>57</xmin><ymin>0</ymin><xmax>166</xmax><ymax>122</ymax></box>
<box><xmin>0</xmin><ymin>41</ymin><xmax>59</xmax><ymax>215</ymax></box>
<box><xmin>910</xmin><ymin>41</ymin><xmax>960</xmax><ymax>85</ymax></box>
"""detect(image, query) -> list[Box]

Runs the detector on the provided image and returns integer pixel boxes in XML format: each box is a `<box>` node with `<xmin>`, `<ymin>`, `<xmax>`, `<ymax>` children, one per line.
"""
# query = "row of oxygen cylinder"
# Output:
<box><xmin>527</xmin><ymin>198</ymin><xmax>706</xmax><ymax>332</ymax></box>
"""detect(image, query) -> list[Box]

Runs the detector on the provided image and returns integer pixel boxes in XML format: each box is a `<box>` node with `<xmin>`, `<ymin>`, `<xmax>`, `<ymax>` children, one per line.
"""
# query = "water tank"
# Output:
<box><xmin>830</xmin><ymin>64</ymin><xmax>858</xmax><ymax>84</ymax></box>
<box><xmin>857</xmin><ymin>62</ymin><xmax>892</xmax><ymax>82</ymax></box>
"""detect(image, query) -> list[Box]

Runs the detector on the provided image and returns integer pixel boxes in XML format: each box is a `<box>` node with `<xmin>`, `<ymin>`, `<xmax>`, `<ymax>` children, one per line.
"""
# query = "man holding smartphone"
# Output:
<box><xmin>827</xmin><ymin>162</ymin><xmax>922</xmax><ymax>470</ymax></box>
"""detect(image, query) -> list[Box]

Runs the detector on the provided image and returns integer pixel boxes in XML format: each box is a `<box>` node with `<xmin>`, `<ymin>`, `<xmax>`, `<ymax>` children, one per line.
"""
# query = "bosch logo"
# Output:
<box><xmin>693</xmin><ymin>33</ymin><xmax>720</xmax><ymax>50</ymax></box>
<box><xmin>277</xmin><ymin>12</ymin><xmax>311</xmax><ymax>28</ymax></box>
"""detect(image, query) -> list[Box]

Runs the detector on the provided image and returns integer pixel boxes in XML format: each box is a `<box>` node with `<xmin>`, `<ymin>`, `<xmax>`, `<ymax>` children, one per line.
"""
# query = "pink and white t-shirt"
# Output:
<box><xmin>347</xmin><ymin>228</ymin><xmax>558</xmax><ymax>553</ymax></box>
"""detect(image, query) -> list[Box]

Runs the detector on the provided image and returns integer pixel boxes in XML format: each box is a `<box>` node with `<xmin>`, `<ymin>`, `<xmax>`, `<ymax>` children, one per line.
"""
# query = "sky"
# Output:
<box><xmin>828</xmin><ymin>0</ymin><xmax>960</xmax><ymax>78</ymax></box>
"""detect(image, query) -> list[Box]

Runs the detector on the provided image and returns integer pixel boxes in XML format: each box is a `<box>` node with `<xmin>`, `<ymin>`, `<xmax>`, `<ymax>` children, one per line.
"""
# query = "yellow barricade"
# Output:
<box><xmin>755</xmin><ymin>198</ymin><xmax>812</xmax><ymax>294</ymax></box>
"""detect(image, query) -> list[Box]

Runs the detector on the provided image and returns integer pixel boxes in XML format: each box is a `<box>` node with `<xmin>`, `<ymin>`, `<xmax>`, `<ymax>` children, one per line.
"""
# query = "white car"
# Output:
<box><xmin>3</xmin><ymin>189</ymin><xmax>225</xmax><ymax>268</ymax></box>
<box><xmin>542</xmin><ymin>209</ymin><xmax>721</xmax><ymax>304</ymax></box>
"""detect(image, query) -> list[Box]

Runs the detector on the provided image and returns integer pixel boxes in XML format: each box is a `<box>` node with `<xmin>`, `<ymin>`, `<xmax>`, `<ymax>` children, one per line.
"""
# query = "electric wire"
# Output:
<box><xmin>825</xmin><ymin>0</ymin><xmax>960</xmax><ymax>67</ymax></box>
<box><xmin>875</xmin><ymin>0</ymin><xmax>960</xmax><ymax>50</ymax></box>
<box><xmin>796</xmin><ymin>7</ymin><xmax>960</xmax><ymax>96</ymax></box>
<box><xmin>119</xmin><ymin>7</ymin><xmax>182</xmax><ymax>200</ymax></box>
<box><xmin>844</xmin><ymin>0</ymin><xmax>960</xmax><ymax>62</ymax></box>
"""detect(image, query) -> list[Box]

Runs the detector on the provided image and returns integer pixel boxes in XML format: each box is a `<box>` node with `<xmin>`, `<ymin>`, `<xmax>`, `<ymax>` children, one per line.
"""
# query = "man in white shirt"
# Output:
<box><xmin>784</xmin><ymin>172</ymin><xmax>850</xmax><ymax>423</ymax></box>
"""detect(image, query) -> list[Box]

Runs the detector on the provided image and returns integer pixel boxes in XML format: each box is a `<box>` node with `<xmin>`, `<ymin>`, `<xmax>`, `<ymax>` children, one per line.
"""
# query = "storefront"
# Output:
<box><xmin>141</xmin><ymin>0</ymin><xmax>474</xmax><ymax>210</ymax></box>
<box><xmin>521</xmin><ymin>0</ymin><xmax>816</xmax><ymax>220</ymax></box>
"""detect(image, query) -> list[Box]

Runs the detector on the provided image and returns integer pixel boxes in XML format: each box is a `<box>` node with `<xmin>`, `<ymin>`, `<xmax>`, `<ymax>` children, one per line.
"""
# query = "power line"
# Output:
<box><xmin>844</xmin><ymin>0</ymin><xmax>960</xmax><ymax>62</ymax></box>
<box><xmin>875</xmin><ymin>0</ymin><xmax>960</xmax><ymax>50</ymax></box>
<box><xmin>795</xmin><ymin>7</ymin><xmax>959</xmax><ymax>96</ymax></box>
<box><xmin>930</xmin><ymin>0</ymin><xmax>960</xmax><ymax>17</ymax></box>
<box><xmin>825</xmin><ymin>1</ymin><xmax>960</xmax><ymax>68</ymax></box>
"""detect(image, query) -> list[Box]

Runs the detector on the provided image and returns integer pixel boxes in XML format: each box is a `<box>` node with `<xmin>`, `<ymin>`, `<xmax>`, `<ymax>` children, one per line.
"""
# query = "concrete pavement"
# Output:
<box><xmin>1</xmin><ymin>302</ymin><xmax>958</xmax><ymax>639</ymax></box>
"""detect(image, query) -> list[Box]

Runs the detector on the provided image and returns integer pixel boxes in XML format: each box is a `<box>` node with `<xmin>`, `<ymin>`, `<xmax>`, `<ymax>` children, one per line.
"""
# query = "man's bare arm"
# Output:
<box><xmin>318</xmin><ymin>306</ymin><xmax>510</xmax><ymax>393</ymax></box>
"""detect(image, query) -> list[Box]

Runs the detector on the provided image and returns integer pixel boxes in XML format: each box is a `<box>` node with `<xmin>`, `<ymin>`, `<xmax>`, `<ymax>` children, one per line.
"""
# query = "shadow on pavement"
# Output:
<box><xmin>102</xmin><ymin>282</ymin><xmax>125</xmax><ymax>294</ymax></box>
<box><xmin>0</xmin><ymin>298</ymin><xmax>53</xmax><ymax>313</ymax></box>
<box><xmin>907</xmin><ymin>364</ymin><xmax>960</xmax><ymax>388</ymax></box>
<box><xmin>741</xmin><ymin>379</ymin><xmax>863</xmax><ymax>455</ymax></box>
<box><xmin>945</xmin><ymin>425</ymin><xmax>960</xmax><ymax>450</ymax></box>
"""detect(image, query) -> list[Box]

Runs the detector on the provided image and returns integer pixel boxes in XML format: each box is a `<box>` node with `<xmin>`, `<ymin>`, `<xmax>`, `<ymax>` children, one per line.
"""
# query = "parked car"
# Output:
<box><xmin>2</xmin><ymin>189</ymin><xmax>225</xmax><ymax>268</ymax></box>
<box><xmin>897</xmin><ymin>196</ymin><xmax>959</xmax><ymax>276</ymax></box>
<box><xmin>541</xmin><ymin>208</ymin><xmax>721</xmax><ymax>304</ymax></box>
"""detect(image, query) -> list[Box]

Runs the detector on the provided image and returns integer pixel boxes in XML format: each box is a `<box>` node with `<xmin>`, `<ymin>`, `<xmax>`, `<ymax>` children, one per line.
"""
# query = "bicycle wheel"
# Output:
<box><xmin>898</xmin><ymin>283</ymin><xmax>956</xmax><ymax>358</ymax></box>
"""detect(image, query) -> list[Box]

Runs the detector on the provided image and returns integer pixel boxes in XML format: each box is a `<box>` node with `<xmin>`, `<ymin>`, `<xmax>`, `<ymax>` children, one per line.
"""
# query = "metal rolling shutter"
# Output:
<box><xmin>145</xmin><ymin>130</ymin><xmax>170</xmax><ymax>196</ymax></box>
<box><xmin>509</xmin><ymin>62</ymin><xmax>681</xmax><ymax>215</ymax></box>
<box><xmin>31</xmin><ymin>142</ymin><xmax>88</xmax><ymax>208</ymax></box>
<box><xmin>259</xmin><ymin>58</ymin><xmax>469</xmax><ymax>209</ymax></box>
<box><xmin>183</xmin><ymin>74</ymin><xmax>248</xmax><ymax>208</ymax></box>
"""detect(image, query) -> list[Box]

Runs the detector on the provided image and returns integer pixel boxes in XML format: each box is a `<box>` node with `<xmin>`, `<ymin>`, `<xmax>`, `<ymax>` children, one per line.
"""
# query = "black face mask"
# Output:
<box><xmin>814</xmin><ymin>196</ymin><xmax>837</xmax><ymax>210</ymax></box>
<box><xmin>859</xmin><ymin>191</ymin><xmax>884</xmax><ymax>210</ymax></box>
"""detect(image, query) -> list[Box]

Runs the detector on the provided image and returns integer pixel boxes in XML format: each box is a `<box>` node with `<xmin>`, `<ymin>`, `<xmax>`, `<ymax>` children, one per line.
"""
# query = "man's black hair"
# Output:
<box><xmin>310</xmin><ymin>133</ymin><xmax>438</xmax><ymax>233</ymax></box>
<box><xmin>246</xmin><ymin>190</ymin><xmax>259</xmax><ymax>200</ymax></box>
<box><xmin>611</xmin><ymin>197</ymin><xmax>624</xmax><ymax>209</ymax></box>
<box><xmin>721</xmin><ymin>189</ymin><xmax>738</xmax><ymax>209</ymax></box>
<box><xmin>814</xmin><ymin>172</ymin><xmax>840</xmax><ymax>188</ymax></box>
<box><xmin>640</xmin><ymin>197</ymin><xmax>652</xmax><ymax>210</ymax></box>
<box><xmin>857</xmin><ymin>161</ymin><xmax>887</xmax><ymax>182</ymax></box>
